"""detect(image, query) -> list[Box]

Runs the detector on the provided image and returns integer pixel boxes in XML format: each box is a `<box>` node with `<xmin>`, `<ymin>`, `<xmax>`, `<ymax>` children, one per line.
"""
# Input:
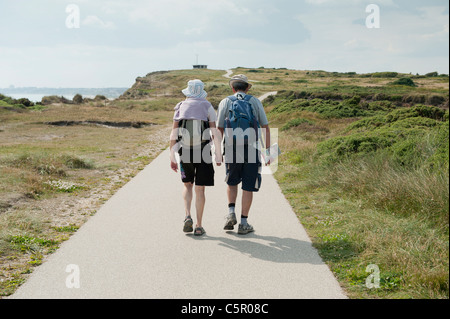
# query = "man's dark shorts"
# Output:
<box><xmin>225</xmin><ymin>146</ymin><xmax>262</xmax><ymax>192</ymax></box>
<box><xmin>179</xmin><ymin>144</ymin><xmax>214</xmax><ymax>186</ymax></box>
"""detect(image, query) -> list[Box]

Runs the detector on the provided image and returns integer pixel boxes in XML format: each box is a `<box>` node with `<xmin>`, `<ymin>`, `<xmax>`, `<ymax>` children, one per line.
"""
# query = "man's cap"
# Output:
<box><xmin>229</xmin><ymin>74</ymin><xmax>252</xmax><ymax>89</ymax></box>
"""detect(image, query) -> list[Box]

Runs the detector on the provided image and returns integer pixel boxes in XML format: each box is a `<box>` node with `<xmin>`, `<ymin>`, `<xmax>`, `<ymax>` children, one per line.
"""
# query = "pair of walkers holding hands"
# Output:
<box><xmin>169</xmin><ymin>74</ymin><xmax>271</xmax><ymax>237</ymax></box>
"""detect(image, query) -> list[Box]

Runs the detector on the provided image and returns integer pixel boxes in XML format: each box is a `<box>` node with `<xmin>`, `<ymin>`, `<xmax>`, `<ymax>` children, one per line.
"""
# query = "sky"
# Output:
<box><xmin>0</xmin><ymin>0</ymin><xmax>448</xmax><ymax>88</ymax></box>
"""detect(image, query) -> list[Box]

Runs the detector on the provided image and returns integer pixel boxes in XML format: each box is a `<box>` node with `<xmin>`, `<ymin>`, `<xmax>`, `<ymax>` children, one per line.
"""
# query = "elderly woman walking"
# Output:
<box><xmin>169</xmin><ymin>79</ymin><xmax>222</xmax><ymax>236</ymax></box>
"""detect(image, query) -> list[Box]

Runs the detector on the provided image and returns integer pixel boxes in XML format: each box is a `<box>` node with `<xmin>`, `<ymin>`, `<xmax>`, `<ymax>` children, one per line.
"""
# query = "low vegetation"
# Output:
<box><xmin>0</xmin><ymin>101</ymin><xmax>171</xmax><ymax>297</ymax></box>
<box><xmin>0</xmin><ymin>94</ymin><xmax>36</xmax><ymax>111</ymax></box>
<box><xmin>0</xmin><ymin>67</ymin><xmax>448</xmax><ymax>298</ymax></box>
<box><xmin>266</xmin><ymin>76</ymin><xmax>448</xmax><ymax>298</ymax></box>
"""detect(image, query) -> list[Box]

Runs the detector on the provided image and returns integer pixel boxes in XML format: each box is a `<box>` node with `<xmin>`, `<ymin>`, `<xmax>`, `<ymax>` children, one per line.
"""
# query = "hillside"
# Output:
<box><xmin>121</xmin><ymin>68</ymin><xmax>449</xmax><ymax>109</ymax></box>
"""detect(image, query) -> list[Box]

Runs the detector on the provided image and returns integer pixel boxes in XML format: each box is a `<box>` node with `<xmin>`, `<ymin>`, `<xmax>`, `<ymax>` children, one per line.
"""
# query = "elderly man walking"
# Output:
<box><xmin>216</xmin><ymin>75</ymin><xmax>271</xmax><ymax>235</ymax></box>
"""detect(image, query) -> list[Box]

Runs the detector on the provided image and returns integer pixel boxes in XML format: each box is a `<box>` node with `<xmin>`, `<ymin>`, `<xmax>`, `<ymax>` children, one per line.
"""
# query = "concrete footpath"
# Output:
<box><xmin>9</xmin><ymin>94</ymin><xmax>346</xmax><ymax>299</ymax></box>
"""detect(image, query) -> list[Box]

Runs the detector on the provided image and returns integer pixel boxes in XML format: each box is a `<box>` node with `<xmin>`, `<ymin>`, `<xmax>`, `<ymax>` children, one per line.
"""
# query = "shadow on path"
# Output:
<box><xmin>186</xmin><ymin>232</ymin><xmax>323</xmax><ymax>265</ymax></box>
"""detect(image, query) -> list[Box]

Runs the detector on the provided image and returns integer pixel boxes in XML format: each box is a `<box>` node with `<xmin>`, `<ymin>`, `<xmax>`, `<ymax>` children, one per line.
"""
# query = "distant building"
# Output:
<box><xmin>193</xmin><ymin>65</ymin><xmax>208</xmax><ymax>69</ymax></box>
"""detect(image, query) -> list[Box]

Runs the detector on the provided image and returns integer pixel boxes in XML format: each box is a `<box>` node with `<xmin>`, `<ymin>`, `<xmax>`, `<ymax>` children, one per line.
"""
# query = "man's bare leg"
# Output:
<box><xmin>241</xmin><ymin>190</ymin><xmax>253</xmax><ymax>217</ymax></box>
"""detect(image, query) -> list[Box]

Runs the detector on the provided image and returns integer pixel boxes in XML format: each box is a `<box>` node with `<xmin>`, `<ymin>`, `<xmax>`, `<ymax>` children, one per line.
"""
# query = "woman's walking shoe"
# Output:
<box><xmin>238</xmin><ymin>223</ymin><xmax>255</xmax><ymax>235</ymax></box>
<box><xmin>194</xmin><ymin>227</ymin><xmax>206</xmax><ymax>236</ymax></box>
<box><xmin>224</xmin><ymin>213</ymin><xmax>237</xmax><ymax>230</ymax></box>
<box><xmin>183</xmin><ymin>216</ymin><xmax>193</xmax><ymax>233</ymax></box>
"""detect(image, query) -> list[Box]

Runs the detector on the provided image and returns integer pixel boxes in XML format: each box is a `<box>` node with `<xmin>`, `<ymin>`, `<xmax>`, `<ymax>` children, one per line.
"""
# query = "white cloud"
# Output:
<box><xmin>82</xmin><ymin>15</ymin><xmax>116</xmax><ymax>30</ymax></box>
<box><xmin>0</xmin><ymin>0</ymin><xmax>448</xmax><ymax>88</ymax></box>
<box><xmin>123</xmin><ymin>0</ymin><xmax>243</xmax><ymax>27</ymax></box>
<box><xmin>305</xmin><ymin>0</ymin><xmax>396</xmax><ymax>6</ymax></box>
<box><xmin>293</xmin><ymin>1</ymin><xmax>449</xmax><ymax>74</ymax></box>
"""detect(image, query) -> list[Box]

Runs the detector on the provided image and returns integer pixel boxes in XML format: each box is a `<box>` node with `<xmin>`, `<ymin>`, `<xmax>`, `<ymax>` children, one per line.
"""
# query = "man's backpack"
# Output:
<box><xmin>178</xmin><ymin>119</ymin><xmax>210</xmax><ymax>148</ymax></box>
<box><xmin>224</xmin><ymin>95</ymin><xmax>259</xmax><ymax>146</ymax></box>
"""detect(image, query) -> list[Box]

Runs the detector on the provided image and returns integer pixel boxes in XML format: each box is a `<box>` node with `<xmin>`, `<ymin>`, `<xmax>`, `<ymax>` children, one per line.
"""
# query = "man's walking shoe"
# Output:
<box><xmin>224</xmin><ymin>213</ymin><xmax>237</xmax><ymax>230</ymax></box>
<box><xmin>238</xmin><ymin>223</ymin><xmax>255</xmax><ymax>235</ymax></box>
<box><xmin>183</xmin><ymin>216</ymin><xmax>193</xmax><ymax>233</ymax></box>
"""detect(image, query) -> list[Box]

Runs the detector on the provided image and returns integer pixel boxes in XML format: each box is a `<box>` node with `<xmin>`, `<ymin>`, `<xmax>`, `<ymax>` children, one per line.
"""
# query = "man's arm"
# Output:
<box><xmin>262</xmin><ymin>124</ymin><xmax>271</xmax><ymax>151</ymax></box>
<box><xmin>253</xmin><ymin>97</ymin><xmax>271</xmax><ymax>164</ymax></box>
<box><xmin>209</xmin><ymin>122</ymin><xmax>222</xmax><ymax>166</ymax></box>
<box><xmin>253</xmin><ymin>97</ymin><xmax>269</xmax><ymax>128</ymax></box>
<box><xmin>216</xmin><ymin>99</ymin><xmax>228</xmax><ymax>133</ymax></box>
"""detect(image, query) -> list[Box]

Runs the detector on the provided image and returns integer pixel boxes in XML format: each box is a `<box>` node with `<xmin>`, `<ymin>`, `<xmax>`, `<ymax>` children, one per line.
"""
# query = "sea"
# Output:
<box><xmin>5</xmin><ymin>94</ymin><xmax>96</xmax><ymax>103</ymax></box>
<box><xmin>1</xmin><ymin>88</ymin><xmax>127</xmax><ymax>103</ymax></box>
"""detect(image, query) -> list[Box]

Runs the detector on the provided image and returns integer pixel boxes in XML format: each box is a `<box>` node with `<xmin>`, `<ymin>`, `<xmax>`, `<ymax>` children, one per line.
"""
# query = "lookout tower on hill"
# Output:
<box><xmin>193</xmin><ymin>54</ymin><xmax>207</xmax><ymax>69</ymax></box>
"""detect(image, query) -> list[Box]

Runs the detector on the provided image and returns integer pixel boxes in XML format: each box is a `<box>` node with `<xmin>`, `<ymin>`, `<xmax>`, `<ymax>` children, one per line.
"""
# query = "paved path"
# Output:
<box><xmin>223</xmin><ymin>69</ymin><xmax>234</xmax><ymax>79</ymax></box>
<box><xmin>258</xmin><ymin>91</ymin><xmax>278</xmax><ymax>101</ymax></box>
<box><xmin>9</xmin><ymin>94</ymin><xmax>346</xmax><ymax>300</ymax></box>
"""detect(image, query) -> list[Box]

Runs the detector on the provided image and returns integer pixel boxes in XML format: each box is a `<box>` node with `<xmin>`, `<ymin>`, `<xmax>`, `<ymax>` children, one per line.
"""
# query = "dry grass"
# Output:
<box><xmin>0</xmin><ymin>102</ymin><xmax>172</xmax><ymax>297</ymax></box>
<box><xmin>273</xmin><ymin>109</ymin><xmax>448</xmax><ymax>298</ymax></box>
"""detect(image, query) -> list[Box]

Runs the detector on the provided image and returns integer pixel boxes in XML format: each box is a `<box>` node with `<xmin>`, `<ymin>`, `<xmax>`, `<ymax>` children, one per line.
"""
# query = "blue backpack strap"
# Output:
<box><xmin>228</xmin><ymin>95</ymin><xmax>237</xmax><ymax>102</ymax></box>
<box><xmin>244</xmin><ymin>94</ymin><xmax>253</xmax><ymax>102</ymax></box>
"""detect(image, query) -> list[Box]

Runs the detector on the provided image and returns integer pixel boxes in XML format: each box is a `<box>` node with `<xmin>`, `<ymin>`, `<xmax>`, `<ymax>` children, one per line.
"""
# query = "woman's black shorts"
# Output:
<box><xmin>178</xmin><ymin>144</ymin><xmax>214</xmax><ymax>186</ymax></box>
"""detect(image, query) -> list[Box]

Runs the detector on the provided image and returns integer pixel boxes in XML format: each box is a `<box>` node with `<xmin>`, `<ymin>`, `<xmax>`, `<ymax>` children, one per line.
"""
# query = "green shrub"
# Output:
<box><xmin>281</xmin><ymin>118</ymin><xmax>315</xmax><ymax>131</ymax></box>
<box><xmin>94</xmin><ymin>95</ymin><xmax>107</xmax><ymax>101</ymax></box>
<box><xmin>317</xmin><ymin>130</ymin><xmax>399</xmax><ymax>160</ymax></box>
<box><xmin>366</xmin><ymin>100</ymin><xmax>396</xmax><ymax>112</ymax></box>
<box><xmin>425</xmin><ymin>72</ymin><xmax>439</xmax><ymax>77</ymax></box>
<box><xmin>319</xmin><ymin>105</ymin><xmax>449</xmax><ymax>169</ymax></box>
<box><xmin>271</xmin><ymin>96</ymin><xmax>370</xmax><ymax>119</ymax></box>
<box><xmin>0</xmin><ymin>100</ymin><xmax>12</xmax><ymax>107</ymax></box>
<box><xmin>61</xmin><ymin>155</ymin><xmax>95</xmax><ymax>169</ymax></box>
<box><xmin>2</xmin><ymin>153</ymin><xmax>95</xmax><ymax>176</ymax></box>
<box><xmin>41</xmin><ymin>96</ymin><xmax>63</xmax><ymax>105</ymax></box>
<box><xmin>391</xmin><ymin>78</ymin><xmax>417</xmax><ymax>87</ymax></box>
<box><xmin>386</xmin><ymin>105</ymin><xmax>447</xmax><ymax>122</ymax></box>
<box><xmin>426</xmin><ymin>121</ymin><xmax>449</xmax><ymax>170</ymax></box>
<box><xmin>0</xmin><ymin>94</ymin><xmax>15</xmax><ymax>105</ymax></box>
<box><xmin>0</xmin><ymin>94</ymin><xmax>34</xmax><ymax>108</ymax></box>
<box><xmin>427</xmin><ymin>95</ymin><xmax>446</xmax><ymax>106</ymax></box>
<box><xmin>390</xmin><ymin>117</ymin><xmax>440</xmax><ymax>129</ymax></box>
<box><xmin>16</xmin><ymin>98</ymin><xmax>34</xmax><ymax>107</ymax></box>
<box><xmin>372</xmin><ymin>72</ymin><xmax>399</xmax><ymax>78</ymax></box>
<box><xmin>73</xmin><ymin>94</ymin><xmax>83</xmax><ymax>104</ymax></box>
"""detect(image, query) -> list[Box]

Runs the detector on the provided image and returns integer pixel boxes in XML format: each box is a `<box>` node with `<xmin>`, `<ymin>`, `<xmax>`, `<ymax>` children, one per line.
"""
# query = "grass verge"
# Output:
<box><xmin>270</xmin><ymin>94</ymin><xmax>449</xmax><ymax>299</ymax></box>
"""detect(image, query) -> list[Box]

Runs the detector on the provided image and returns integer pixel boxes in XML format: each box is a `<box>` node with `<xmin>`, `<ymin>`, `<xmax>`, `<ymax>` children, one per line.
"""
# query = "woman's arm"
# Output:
<box><xmin>169</xmin><ymin>121</ymin><xmax>179</xmax><ymax>172</ymax></box>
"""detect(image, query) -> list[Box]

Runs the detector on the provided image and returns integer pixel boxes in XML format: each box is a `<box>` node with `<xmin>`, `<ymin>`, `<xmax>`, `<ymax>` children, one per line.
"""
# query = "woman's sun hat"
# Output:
<box><xmin>229</xmin><ymin>74</ymin><xmax>253</xmax><ymax>89</ymax></box>
<box><xmin>182</xmin><ymin>79</ymin><xmax>208</xmax><ymax>99</ymax></box>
